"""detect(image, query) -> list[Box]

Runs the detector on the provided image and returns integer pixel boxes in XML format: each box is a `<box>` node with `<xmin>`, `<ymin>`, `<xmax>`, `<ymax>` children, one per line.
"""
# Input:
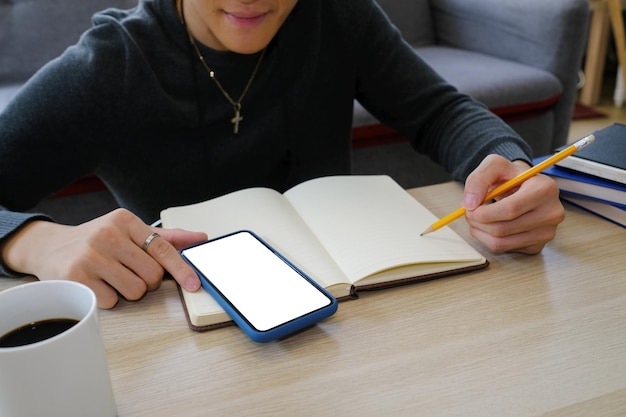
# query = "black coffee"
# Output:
<box><xmin>0</xmin><ymin>318</ymin><xmax>79</xmax><ymax>348</ymax></box>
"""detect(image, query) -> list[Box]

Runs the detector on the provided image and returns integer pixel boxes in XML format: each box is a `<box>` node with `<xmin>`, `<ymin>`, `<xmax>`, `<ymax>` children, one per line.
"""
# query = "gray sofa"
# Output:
<box><xmin>352</xmin><ymin>0</ymin><xmax>590</xmax><ymax>187</ymax></box>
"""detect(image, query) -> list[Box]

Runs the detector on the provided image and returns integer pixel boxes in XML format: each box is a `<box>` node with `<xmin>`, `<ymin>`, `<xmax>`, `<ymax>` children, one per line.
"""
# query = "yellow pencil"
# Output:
<box><xmin>420</xmin><ymin>134</ymin><xmax>596</xmax><ymax>236</ymax></box>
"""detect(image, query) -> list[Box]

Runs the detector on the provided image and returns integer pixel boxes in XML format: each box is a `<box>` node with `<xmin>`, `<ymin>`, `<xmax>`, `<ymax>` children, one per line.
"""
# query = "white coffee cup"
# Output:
<box><xmin>0</xmin><ymin>280</ymin><xmax>116</xmax><ymax>417</ymax></box>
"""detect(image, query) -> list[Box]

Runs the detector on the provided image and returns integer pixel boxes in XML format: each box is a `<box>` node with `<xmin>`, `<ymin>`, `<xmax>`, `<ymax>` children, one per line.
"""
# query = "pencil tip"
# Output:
<box><xmin>421</xmin><ymin>226</ymin><xmax>434</xmax><ymax>236</ymax></box>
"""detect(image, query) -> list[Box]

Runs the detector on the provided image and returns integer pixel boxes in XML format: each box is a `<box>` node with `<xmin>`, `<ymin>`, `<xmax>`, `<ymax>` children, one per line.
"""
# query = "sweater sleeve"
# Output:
<box><xmin>352</xmin><ymin>0</ymin><xmax>532</xmax><ymax>181</ymax></box>
<box><xmin>0</xmin><ymin>211</ymin><xmax>53</xmax><ymax>277</ymax></box>
<box><xmin>0</xmin><ymin>12</ymin><xmax>131</xmax><ymax>276</ymax></box>
<box><xmin>0</xmin><ymin>66</ymin><xmax>90</xmax><ymax>277</ymax></box>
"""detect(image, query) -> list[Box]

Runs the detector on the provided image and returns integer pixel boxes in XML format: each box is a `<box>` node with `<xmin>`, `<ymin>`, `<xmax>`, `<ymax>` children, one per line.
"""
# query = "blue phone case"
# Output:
<box><xmin>181</xmin><ymin>230</ymin><xmax>337</xmax><ymax>343</ymax></box>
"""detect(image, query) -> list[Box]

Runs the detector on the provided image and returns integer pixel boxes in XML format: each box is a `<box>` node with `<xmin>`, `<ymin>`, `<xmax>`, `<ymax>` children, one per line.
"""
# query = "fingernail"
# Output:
<box><xmin>186</xmin><ymin>277</ymin><xmax>200</xmax><ymax>291</ymax></box>
<box><xmin>463</xmin><ymin>193</ymin><xmax>481</xmax><ymax>210</ymax></box>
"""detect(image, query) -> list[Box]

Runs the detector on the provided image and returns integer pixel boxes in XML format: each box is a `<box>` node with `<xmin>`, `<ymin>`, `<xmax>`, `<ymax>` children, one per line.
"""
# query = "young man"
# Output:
<box><xmin>0</xmin><ymin>0</ymin><xmax>564</xmax><ymax>308</ymax></box>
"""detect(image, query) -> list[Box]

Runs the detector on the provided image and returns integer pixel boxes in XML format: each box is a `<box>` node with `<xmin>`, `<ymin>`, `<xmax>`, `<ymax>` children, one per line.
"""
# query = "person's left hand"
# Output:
<box><xmin>462</xmin><ymin>154</ymin><xmax>565</xmax><ymax>254</ymax></box>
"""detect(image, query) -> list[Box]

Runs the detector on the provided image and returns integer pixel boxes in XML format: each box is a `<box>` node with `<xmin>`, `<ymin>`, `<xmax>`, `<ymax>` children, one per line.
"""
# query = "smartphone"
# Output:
<box><xmin>180</xmin><ymin>230</ymin><xmax>337</xmax><ymax>343</ymax></box>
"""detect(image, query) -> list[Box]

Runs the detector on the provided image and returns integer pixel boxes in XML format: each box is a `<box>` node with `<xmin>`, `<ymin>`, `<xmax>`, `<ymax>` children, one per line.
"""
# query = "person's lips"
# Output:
<box><xmin>224</xmin><ymin>11</ymin><xmax>268</xmax><ymax>28</ymax></box>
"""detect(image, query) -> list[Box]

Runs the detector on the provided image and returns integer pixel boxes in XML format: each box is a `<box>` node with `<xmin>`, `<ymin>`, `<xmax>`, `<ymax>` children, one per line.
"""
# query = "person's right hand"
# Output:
<box><xmin>1</xmin><ymin>208</ymin><xmax>207</xmax><ymax>308</ymax></box>
<box><xmin>462</xmin><ymin>155</ymin><xmax>564</xmax><ymax>254</ymax></box>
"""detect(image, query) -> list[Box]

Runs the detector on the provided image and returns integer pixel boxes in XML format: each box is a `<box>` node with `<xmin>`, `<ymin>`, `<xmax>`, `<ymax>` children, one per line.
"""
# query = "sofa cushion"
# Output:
<box><xmin>0</xmin><ymin>84</ymin><xmax>22</xmax><ymax>113</ymax></box>
<box><xmin>353</xmin><ymin>45</ymin><xmax>562</xmax><ymax>127</ymax></box>
<box><xmin>416</xmin><ymin>46</ymin><xmax>562</xmax><ymax>114</ymax></box>
<box><xmin>374</xmin><ymin>0</ymin><xmax>434</xmax><ymax>46</ymax></box>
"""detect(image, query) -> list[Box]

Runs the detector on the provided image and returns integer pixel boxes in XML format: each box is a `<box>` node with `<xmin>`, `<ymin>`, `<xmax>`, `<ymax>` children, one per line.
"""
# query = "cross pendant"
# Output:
<box><xmin>231</xmin><ymin>104</ymin><xmax>243</xmax><ymax>134</ymax></box>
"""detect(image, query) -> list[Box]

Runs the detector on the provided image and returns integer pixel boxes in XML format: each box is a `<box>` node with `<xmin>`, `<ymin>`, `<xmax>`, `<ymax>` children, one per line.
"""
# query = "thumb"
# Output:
<box><xmin>462</xmin><ymin>154</ymin><xmax>511</xmax><ymax>211</ymax></box>
<box><xmin>463</xmin><ymin>190</ymin><xmax>483</xmax><ymax>211</ymax></box>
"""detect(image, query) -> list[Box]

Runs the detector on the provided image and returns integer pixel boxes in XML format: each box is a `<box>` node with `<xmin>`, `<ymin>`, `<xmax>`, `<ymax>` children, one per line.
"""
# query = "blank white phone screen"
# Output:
<box><xmin>182</xmin><ymin>232</ymin><xmax>332</xmax><ymax>332</ymax></box>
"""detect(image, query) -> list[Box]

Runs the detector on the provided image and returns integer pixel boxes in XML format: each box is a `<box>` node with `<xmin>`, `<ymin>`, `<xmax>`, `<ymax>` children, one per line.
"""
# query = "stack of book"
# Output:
<box><xmin>537</xmin><ymin>123</ymin><xmax>626</xmax><ymax>228</ymax></box>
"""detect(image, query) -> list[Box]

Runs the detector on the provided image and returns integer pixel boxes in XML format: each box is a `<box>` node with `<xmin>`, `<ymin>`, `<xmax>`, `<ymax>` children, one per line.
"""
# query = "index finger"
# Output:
<box><xmin>142</xmin><ymin>233</ymin><xmax>201</xmax><ymax>292</ymax></box>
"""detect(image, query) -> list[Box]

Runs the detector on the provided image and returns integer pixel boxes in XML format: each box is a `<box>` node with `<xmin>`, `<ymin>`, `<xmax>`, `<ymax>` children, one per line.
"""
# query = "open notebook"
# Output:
<box><xmin>161</xmin><ymin>175</ymin><xmax>488</xmax><ymax>331</ymax></box>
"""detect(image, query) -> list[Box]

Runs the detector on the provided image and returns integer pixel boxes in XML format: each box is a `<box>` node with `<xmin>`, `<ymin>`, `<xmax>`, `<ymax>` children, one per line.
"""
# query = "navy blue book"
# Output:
<box><xmin>560</xmin><ymin>194</ymin><xmax>626</xmax><ymax>228</ymax></box>
<box><xmin>534</xmin><ymin>156</ymin><xmax>626</xmax><ymax>206</ymax></box>
<box><xmin>556</xmin><ymin>123</ymin><xmax>626</xmax><ymax>185</ymax></box>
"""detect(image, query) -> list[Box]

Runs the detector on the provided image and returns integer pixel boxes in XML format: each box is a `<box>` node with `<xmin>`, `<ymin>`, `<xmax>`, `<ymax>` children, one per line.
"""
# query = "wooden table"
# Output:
<box><xmin>2</xmin><ymin>182</ymin><xmax>625</xmax><ymax>416</ymax></box>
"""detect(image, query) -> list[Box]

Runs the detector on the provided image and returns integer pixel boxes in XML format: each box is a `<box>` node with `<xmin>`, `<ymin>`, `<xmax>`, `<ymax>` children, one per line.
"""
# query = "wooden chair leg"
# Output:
<box><xmin>607</xmin><ymin>0</ymin><xmax>626</xmax><ymax>106</ymax></box>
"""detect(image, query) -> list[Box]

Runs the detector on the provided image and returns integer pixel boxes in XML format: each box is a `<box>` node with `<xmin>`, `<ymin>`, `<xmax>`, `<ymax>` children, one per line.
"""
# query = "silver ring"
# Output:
<box><xmin>142</xmin><ymin>232</ymin><xmax>161</xmax><ymax>252</ymax></box>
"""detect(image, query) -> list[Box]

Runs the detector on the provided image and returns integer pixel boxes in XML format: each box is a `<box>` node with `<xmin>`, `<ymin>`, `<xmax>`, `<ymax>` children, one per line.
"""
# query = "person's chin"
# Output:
<box><xmin>223</xmin><ymin>32</ymin><xmax>273</xmax><ymax>54</ymax></box>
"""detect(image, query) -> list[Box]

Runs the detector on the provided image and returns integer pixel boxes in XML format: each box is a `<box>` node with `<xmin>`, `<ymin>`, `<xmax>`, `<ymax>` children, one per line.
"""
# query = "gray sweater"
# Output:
<box><xmin>0</xmin><ymin>0</ymin><xmax>530</xmax><ymax>276</ymax></box>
